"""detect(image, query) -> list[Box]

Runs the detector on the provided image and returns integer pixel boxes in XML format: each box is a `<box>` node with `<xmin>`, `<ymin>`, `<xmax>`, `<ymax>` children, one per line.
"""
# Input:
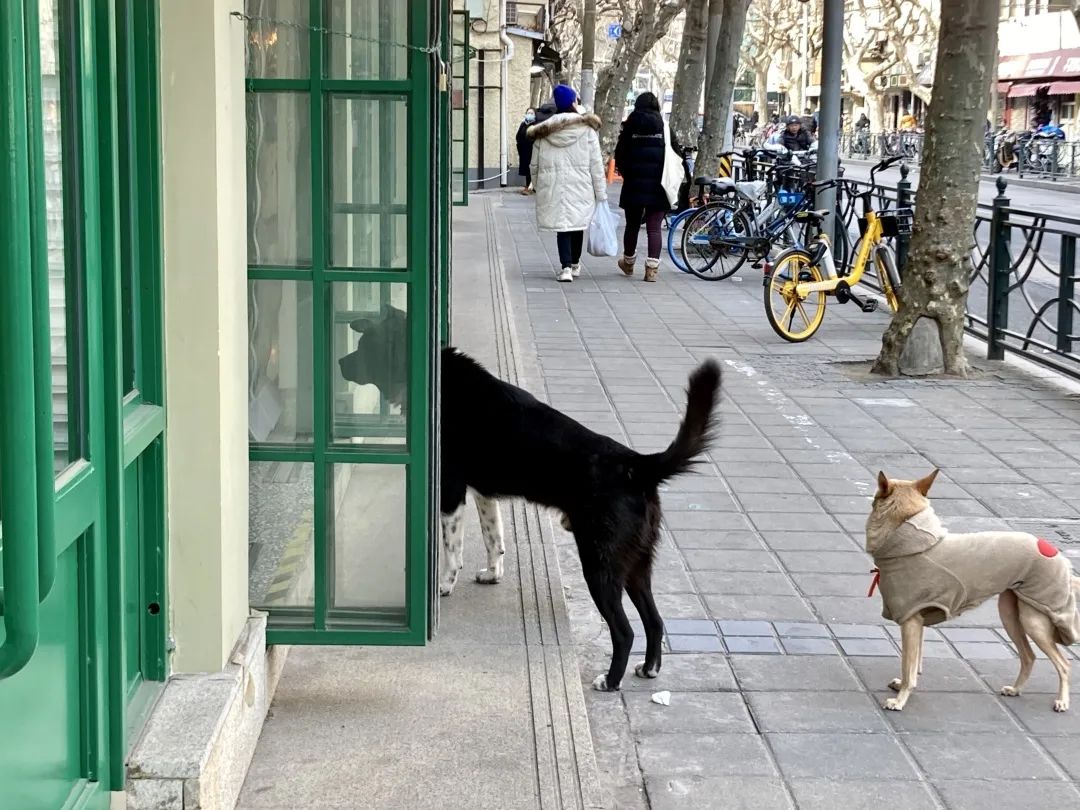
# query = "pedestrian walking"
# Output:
<box><xmin>516</xmin><ymin>107</ymin><xmax>536</xmax><ymax>195</ymax></box>
<box><xmin>527</xmin><ymin>84</ymin><xmax>606</xmax><ymax>283</ymax></box>
<box><xmin>613</xmin><ymin>91</ymin><xmax>679</xmax><ymax>283</ymax></box>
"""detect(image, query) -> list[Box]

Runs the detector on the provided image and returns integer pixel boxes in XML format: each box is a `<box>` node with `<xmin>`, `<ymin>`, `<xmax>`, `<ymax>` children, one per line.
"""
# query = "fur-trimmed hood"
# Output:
<box><xmin>527</xmin><ymin>112</ymin><xmax>602</xmax><ymax>146</ymax></box>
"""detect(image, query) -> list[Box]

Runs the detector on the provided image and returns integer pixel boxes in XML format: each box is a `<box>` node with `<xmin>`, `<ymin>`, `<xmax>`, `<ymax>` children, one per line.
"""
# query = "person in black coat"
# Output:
<box><xmin>613</xmin><ymin>92</ymin><xmax>681</xmax><ymax>282</ymax></box>
<box><xmin>516</xmin><ymin>107</ymin><xmax>537</xmax><ymax>194</ymax></box>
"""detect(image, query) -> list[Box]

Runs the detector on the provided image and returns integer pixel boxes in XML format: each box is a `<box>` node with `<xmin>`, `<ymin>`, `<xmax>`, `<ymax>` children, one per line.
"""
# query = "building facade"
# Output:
<box><xmin>0</xmin><ymin>1</ymin><xmax>454</xmax><ymax>807</ymax></box>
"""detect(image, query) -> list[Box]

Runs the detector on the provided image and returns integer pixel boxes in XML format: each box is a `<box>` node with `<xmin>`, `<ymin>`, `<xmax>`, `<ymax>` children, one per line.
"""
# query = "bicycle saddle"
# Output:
<box><xmin>794</xmin><ymin>208</ymin><xmax>830</xmax><ymax>223</ymax></box>
<box><xmin>734</xmin><ymin>180</ymin><xmax>767</xmax><ymax>200</ymax></box>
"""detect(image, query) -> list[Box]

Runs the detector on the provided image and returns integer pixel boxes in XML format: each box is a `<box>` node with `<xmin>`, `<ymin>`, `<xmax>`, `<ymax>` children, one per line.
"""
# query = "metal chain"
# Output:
<box><xmin>230</xmin><ymin>11</ymin><xmax>441</xmax><ymax>55</ymax></box>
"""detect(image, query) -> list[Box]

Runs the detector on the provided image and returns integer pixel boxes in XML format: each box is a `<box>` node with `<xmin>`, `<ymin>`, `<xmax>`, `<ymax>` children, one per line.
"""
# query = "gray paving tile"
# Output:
<box><xmin>811</xmin><ymin>596</ymin><xmax>893</xmax><ymax>625</ymax></box>
<box><xmin>1003</xmin><ymin>694</ymin><xmax>1080</xmax><ymax>735</ymax></box>
<box><xmin>736</xmin><ymin>494</ymin><xmax>827</xmax><ymax>513</ymax></box>
<box><xmin>681</xmin><ymin>549</ymin><xmax>780</xmax><ymax>572</ymax></box>
<box><xmin>757</xmin><ymin>530</ymin><xmax>862</xmax><ymax>552</ymax></box>
<box><xmin>668</xmin><ymin>635</ymin><xmax>724</xmax><ymax>653</ymax></box>
<box><xmin>767</xmin><ymin>733</ymin><xmax>920</xmax><ymax>780</ymax></box>
<box><xmin>780</xmin><ymin>637</ymin><xmax>840</xmax><ymax>655</ymax></box>
<box><xmin>1039</xmin><ymin>736</ymin><xmax>1080</xmax><ymax>781</ymax></box>
<box><xmin>904</xmin><ymin>733</ymin><xmax>1060</xmax><ymax>780</ymax></box>
<box><xmin>664</xmin><ymin>511</ymin><xmax>745</xmax><ymax>531</ymax></box>
<box><xmin>748</xmin><ymin>513</ymin><xmax>843</xmax><ymax>533</ymax></box>
<box><xmin>731</xmin><ymin>655</ymin><xmax>863</xmax><ymax>691</ymax></box>
<box><xmin>693</xmin><ymin>571</ymin><xmax>798</xmax><ymax>596</ymax></box>
<box><xmin>791</xmin><ymin>572</ymin><xmax>872</xmax><ymax>597</ymax></box>
<box><xmin>668</xmin><ymin>529</ymin><xmax>762</xmax><ymax>550</ymax></box>
<box><xmin>939</xmin><ymin>627</ymin><xmax>1000</xmax><ymax>643</ymax></box>
<box><xmin>848</xmin><ymin>656</ymin><xmax>986</xmax><ymax>693</ymax></box>
<box><xmin>719</xmin><ymin>620</ymin><xmax>775</xmax><ymax>637</ymax></box>
<box><xmin>830</xmin><ymin>623</ymin><xmax>889</xmax><ymax>639</ymax></box>
<box><xmin>724</xmin><ymin>636</ymin><xmax>782</xmax><ymax>655</ymax></box>
<box><xmin>775</xmin><ymin>622</ymin><xmax>830</xmax><ymax>638</ymax></box>
<box><xmin>879</xmin><ymin>692</ymin><xmax>1018</xmax><ymax>733</ymax></box>
<box><xmin>788</xmin><ymin>779</ymin><xmax>937</xmax><ymax>810</ymax></box>
<box><xmin>636</xmin><ymin>733</ymin><xmax>778</xmax><ymax>777</ymax></box>
<box><xmin>778</xmin><ymin>551</ymin><xmax>873</xmax><ymax>574</ymax></box>
<box><xmin>838</xmin><ymin>638</ymin><xmax>898</xmax><ymax>657</ymax></box>
<box><xmin>747</xmin><ymin>691</ymin><xmax>888</xmax><ymax>733</ymax></box>
<box><xmin>611</xmin><ymin>654</ymin><xmax>737</xmax><ymax>693</ymax></box>
<box><xmin>664</xmin><ymin>619</ymin><xmax>719</xmax><ymax>636</ymax></box>
<box><xmin>969</xmin><ymin>658</ymin><xmax>1080</xmax><ymax>695</ymax></box>
<box><xmin>706</xmin><ymin>594</ymin><xmax>816</xmax><ymax>622</ymax></box>
<box><xmin>644</xmin><ymin>776</ymin><xmax>793</xmax><ymax>810</ymax></box>
<box><xmin>933</xmin><ymin>780</ymin><xmax>1080</xmax><ymax>810</ymax></box>
<box><xmin>953</xmin><ymin>641</ymin><xmax>1016</xmax><ymax>660</ymax></box>
<box><xmin>623</xmin><ymin>691</ymin><xmax>754</xmax><ymax>736</ymax></box>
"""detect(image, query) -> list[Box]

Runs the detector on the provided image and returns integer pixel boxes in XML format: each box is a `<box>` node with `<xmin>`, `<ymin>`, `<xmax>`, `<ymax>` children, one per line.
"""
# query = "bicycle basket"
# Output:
<box><xmin>879</xmin><ymin>208</ymin><xmax>914</xmax><ymax>237</ymax></box>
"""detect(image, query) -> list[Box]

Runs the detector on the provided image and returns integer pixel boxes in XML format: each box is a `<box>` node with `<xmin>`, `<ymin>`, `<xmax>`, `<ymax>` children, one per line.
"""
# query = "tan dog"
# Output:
<box><xmin>867</xmin><ymin>469</ymin><xmax>1080</xmax><ymax>713</ymax></box>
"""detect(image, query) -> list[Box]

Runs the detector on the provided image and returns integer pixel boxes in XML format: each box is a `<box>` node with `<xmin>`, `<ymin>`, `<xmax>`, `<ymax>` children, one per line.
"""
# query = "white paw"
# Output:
<box><xmin>439</xmin><ymin>573</ymin><xmax>458</xmax><ymax>597</ymax></box>
<box><xmin>475</xmin><ymin>569</ymin><xmax>502</xmax><ymax>585</ymax></box>
<box><xmin>635</xmin><ymin>663</ymin><xmax>658</xmax><ymax>679</ymax></box>
<box><xmin>1054</xmin><ymin>699</ymin><xmax>1069</xmax><ymax>713</ymax></box>
<box><xmin>888</xmin><ymin>678</ymin><xmax>902</xmax><ymax>692</ymax></box>
<box><xmin>592</xmin><ymin>674</ymin><xmax>618</xmax><ymax>692</ymax></box>
<box><xmin>883</xmin><ymin>697</ymin><xmax>904</xmax><ymax>712</ymax></box>
<box><xmin>1001</xmin><ymin>686</ymin><xmax>1021</xmax><ymax>697</ymax></box>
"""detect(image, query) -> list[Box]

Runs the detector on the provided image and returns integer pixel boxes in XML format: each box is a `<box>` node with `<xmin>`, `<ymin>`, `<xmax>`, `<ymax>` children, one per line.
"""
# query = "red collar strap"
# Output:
<box><xmin>867</xmin><ymin>567</ymin><xmax>881</xmax><ymax>598</ymax></box>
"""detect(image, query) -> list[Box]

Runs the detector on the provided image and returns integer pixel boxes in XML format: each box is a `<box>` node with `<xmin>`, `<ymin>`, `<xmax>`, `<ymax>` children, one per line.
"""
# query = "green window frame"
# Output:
<box><xmin>450</xmin><ymin>9</ymin><xmax>469</xmax><ymax>207</ymax></box>
<box><xmin>245</xmin><ymin>0</ymin><xmax>437</xmax><ymax>645</ymax></box>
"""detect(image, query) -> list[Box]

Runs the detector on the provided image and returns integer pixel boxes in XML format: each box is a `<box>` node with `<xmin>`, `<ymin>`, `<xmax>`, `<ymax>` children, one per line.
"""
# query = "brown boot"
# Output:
<box><xmin>643</xmin><ymin>258</ymin><xmax>660</xmax><ymax>282</ymax></box>
<box><xmin>618</xmin><ymin>254</ymin><xmax>636</xmax><ymax>276</ymax></box>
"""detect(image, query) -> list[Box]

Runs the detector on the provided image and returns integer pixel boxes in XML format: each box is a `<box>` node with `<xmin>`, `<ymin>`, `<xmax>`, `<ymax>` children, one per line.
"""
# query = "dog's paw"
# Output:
<box><xmin>592</xmin><ymin>674</ymin><xmax>619</xmax><ymax>692</ymax></box>
<box><xmin>475</xmin><ymin>569</ymin><xmax>502</xmax><ymax>585</ymax></box>
<box><xmin>559</xmin><ymin>513</ymin><xmax>572</xmax><ymax>532</ymax></box>
<box><xmin>634</xmin><ymin>663</ymin><xmax>659</xmax><ymax>679</ymax></box>
<box><xmin>883</xmin><ymin>697</ymin><xmax>905</xmax><ymax>712</ymax></box>
<box><xmin>439</xmin><ymin>574</ymin><xmax>458</xmax><ymax>597</ymax></box>
<box><xmin>1054</xmin><ymin>698</ymin><xmax>1069</xmax><ymax>712</ymax></box>
<box><xmin>888</xmin><ymin>678</ymin><xmax>902</xmax><ymax>692</ymax></box>
<box><xmin>1001</xmin><ymin>685</ymin><xmax>1021</xmax><ymax>697</ymax></box>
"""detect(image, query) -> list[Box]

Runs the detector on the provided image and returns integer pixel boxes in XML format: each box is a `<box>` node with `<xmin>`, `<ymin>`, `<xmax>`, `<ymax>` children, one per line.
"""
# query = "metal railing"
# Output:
<box><xmin>840</xmin><ymin>132</ymin><xmax>1080</xmax><ymax>181</ymax></box>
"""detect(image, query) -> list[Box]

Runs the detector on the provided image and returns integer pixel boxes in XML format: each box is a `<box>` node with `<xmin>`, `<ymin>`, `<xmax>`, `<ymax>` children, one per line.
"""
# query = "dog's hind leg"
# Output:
<box><xmin>577</xmin><ymin>547</ymin><xmax>633</xmax><ymax>691</ymax></box>
<box><xmin>999</xmin><ymin>589</ymin><xmax>1036</xmax><ymax>697</ymax></box>
<box><xmin>626</xmin><ymin>561</ymin><xmax>663</xmax><ymax>680</ymax></box>
<box><xmin>884</xmin><ymin>616</ymin><xmax>923</xmax><ymax>711</ymax></box>
<box><xmin>439</xmin><ymin>503</ymin><xmax>466</xmax><ymax>596</ymax></box>
<box><xmin>1019</xmin><ymin>600</ymin><xmax>1071</xmax><ymax>712</ymax></box>
<box><xmin>473</xmin><ymin>494</ymin><xmax>505</xmax><ymax>585</ymax></box>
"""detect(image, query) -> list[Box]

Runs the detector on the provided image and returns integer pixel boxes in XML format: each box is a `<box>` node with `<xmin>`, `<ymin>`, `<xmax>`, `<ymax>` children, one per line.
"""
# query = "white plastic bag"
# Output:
<box><xmin>587</xmin><ymin>201</ymin><xmax>620</xmax><ymax>257</ymax></box>
<box><xmin>661</xmin><ymin>121</ymin><xmax>683</xmax><ymax>210</ymax></box>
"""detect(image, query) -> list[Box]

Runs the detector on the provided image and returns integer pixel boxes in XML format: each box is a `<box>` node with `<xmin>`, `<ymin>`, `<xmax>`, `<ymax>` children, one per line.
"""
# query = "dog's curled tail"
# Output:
<box><xmin>643</xmin><ymin>359</ymin><xmax>721</xmax><ymax>485</ymax></box>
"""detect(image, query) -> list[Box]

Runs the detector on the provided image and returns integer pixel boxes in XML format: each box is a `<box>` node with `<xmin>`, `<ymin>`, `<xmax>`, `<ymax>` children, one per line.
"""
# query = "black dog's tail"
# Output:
<box><xmin>639</xmin><ymin>360</ymin><xmax>721</xmax><ymax>486</ymax></box>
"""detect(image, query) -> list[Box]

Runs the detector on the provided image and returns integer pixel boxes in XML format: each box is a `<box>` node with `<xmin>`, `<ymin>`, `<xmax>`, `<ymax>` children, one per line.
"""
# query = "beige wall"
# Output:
<box><xmin>159</xmin><ymin>0</ymin><xmax>250</xmax><ymax>673</ymax></box>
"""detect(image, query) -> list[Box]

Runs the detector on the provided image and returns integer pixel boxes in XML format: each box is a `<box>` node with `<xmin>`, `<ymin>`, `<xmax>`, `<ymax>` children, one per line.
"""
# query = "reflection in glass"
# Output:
<box><xmin>247</xmin><ymin>93</ymin><xmax>312</xmax><ymax>266</ymax></box>
<box><xmin>330</xmin><ymin>464</ymin><xmax>406</xmax><ymax>615</ymax></box>
<box><xmin>332</xmin><ymin>282</ymin><xmax>408</xmax><ymax>445</ymax></box>
<box><xmin>325</xmin><ymin>0</ymin><xmax>407</xmax><ymax>81</ymax></box>
<box><xmin>249</xmin><ymin>461</ymin><xmax>314</xmax><ymax>607</ymax></box>
<box><xmin>244</xmin><ymin>0</ymin><xmax>309</xmax><ymax>79</ymax></box>
<box><xmin>248</xmin><ymin>280</ymin><xmax>314</xmax><ymax>443</ymax></box>
<box><xmin>329</xmin><ymin>95</ymin><xmax>408</xmax><ymax>268</ymax></box>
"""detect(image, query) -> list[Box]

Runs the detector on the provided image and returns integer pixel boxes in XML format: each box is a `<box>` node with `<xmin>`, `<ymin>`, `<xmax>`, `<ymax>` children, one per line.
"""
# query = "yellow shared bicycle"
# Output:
<box><xmin>762</xmin><ymin>156</ymin><xmax>910</xmax><ymax>342</ymax></box>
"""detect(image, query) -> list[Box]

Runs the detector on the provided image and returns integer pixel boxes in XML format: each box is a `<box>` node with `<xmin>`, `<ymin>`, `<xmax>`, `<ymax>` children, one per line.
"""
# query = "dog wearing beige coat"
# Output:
<box><xmin>867</xmin><ymin>469</ymin><xmax>1080</xmax><ymax>713</ymax></box>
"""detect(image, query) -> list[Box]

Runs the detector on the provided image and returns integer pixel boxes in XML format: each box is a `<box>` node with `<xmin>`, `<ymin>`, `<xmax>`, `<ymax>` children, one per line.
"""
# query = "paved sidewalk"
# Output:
<box><xmin>488</xmin><ymin>189</ymin><xmax>1080</xmax><ymax>810</ymax></box>
<box><xmin>238</xmin><ymin>201</ymin><xmax>604</xmax><ymax>810</ymax></box>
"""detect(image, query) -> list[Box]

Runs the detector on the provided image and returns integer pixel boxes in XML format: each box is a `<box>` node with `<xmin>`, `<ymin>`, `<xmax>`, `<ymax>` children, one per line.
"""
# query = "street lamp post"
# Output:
<box><xmin>581</xmin><ymin>0</ymin><xmax>596</xmax><ymax>108</ymax></box>
<box><xmin>815</xmin><ymin>0</ymin><xmax>843</xmax><ymax>224</ymax></box>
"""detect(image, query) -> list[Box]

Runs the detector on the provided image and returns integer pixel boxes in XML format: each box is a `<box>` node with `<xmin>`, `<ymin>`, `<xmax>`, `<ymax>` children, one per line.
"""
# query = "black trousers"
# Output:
<box><xmin>556</xmin><ymin>230</ymin><xmax>584</xmax><ymax>268</ymax></box>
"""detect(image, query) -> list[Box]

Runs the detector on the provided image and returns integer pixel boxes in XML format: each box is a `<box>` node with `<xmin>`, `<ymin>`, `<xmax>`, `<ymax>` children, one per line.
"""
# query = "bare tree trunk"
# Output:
<box><xmin>593</xmin><ymin>1</ymin><xmax>688</xmax><ymax>156</ymax></box>
<box><xmin>696</xmin><ymin>0</ymin><xmax>750</xmax><ymax>175</ymax></box>
<box><xmin>866</xmin><ymin>88</ymin><xmax>886</xmax><ymax>133</ymax></box>
<box><xmin>754</xmin><ymin>67</ymin><xmax>769</xmax><ymax>121</ymax></box>
<box><xmin>671</xmin><ymin>0</ymin><xmax>709</xmax><ymax>146</ymax></box>
<box><xmin>872</xmin><ymin>0</ymin><xmax>999</xmax><ymax>378</ymax></box>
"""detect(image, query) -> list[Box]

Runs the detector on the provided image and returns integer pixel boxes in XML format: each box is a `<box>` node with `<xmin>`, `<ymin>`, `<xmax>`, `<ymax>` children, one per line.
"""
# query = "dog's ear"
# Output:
<box><xmin>876</xmin><ymin>471</ymin><xmax>891</xmax><ymax>499</ymax></box>
<box><xmin>915</xmin><ymin>468</ymin><xmax>939</xmax><ymax>496</ymax></box>
<box><xmin>349</xmin><ymin>317</ymin><xmax>374</xmax><ymax>334</ymax></box>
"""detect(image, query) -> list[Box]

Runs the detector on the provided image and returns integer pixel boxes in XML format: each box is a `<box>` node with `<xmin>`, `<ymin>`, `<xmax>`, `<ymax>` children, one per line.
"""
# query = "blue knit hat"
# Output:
<box><xmin>553</xmin><ymin>84</ymin><xmax>577</xmax><ymax>113</ymax></box>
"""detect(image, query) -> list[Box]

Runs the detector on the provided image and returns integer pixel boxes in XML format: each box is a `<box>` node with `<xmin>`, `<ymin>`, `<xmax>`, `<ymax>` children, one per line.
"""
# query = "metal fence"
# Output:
<box><xmin>727</xmin><ymin>154</ymin><xmax>1080</xmax><ymax>378</ymax></box>
<box><xmin>839</xmin><ymin>132</ymin><xmax>1080</xmax><ymax>181</ymax></box>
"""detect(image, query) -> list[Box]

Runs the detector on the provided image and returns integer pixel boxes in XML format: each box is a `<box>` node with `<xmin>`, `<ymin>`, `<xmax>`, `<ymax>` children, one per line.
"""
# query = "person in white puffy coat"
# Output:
<box><xmin>527</xmin><ymin>85</ymin><xmax>608</xmax><ymax>282</ymax></box>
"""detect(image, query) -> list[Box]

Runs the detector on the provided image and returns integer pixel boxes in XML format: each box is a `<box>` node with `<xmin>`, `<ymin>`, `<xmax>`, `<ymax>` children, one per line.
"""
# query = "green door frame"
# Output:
<box><xmin>0</xmin><ymin>0</ymin><xmax>167</xmax><ymax>803</ymax></box>
<box><xmin>245</xmin><ymin>1</ymin><xmax>436</xmax><ymax>645</ymax></box>
<box><xmin>450</xmin><ymin>9</ymin><xmax>469</xmax><ymax>207</ymax></box>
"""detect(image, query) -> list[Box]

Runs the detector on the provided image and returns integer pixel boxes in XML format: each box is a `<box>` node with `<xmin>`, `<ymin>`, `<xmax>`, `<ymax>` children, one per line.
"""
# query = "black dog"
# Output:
<box><xmin>339</xmin><ymin>307</ymin><xmax>722</xmax><ymax>691</ymax></box>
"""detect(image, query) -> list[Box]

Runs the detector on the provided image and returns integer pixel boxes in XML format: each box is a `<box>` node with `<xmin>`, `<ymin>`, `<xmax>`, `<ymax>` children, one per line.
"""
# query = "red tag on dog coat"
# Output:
<box><xmin>867</xmin><ymin>568</ymin><xmax>881</xmax><ymax>597</ymax></box>
<box><xmin>1037</xmin><ymin>538</ymin><xmax>1059</xmax><ymax>558</ymax></box>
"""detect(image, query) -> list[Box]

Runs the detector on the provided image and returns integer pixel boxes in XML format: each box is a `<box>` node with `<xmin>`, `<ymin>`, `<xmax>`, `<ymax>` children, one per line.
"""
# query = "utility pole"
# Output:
<box><xmin>815</xmin><ymin>0</ymin><xmax>843</xmax><ymax>226</ymax></box>
<box><xmin>581</xmin><ymin>0</ymin><xmax>597</xmax><ymax>108</ymax></box>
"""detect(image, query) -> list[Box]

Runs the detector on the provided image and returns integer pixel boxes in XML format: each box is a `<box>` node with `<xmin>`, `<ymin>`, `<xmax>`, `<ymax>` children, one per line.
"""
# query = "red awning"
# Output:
<box><xmin>1009</xmin><ymin>83</ymin><xmax>1046</xmax><ymax>98</ymax></box>
<box><xmin>1050</xmin><ymin>80</ymin><xmax>1080</xmax><ymax>95</ymax></box>
<box><xmin>996</xmin><ymin>82</ymin><xmax>1011</xmax><ymax>95</ymax></box>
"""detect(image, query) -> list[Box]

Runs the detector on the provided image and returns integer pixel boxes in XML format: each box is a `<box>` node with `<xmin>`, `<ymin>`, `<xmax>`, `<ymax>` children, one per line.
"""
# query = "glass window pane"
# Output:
<box><xmin>248</xmin><ymin>280</ymin><xmax>314</xmax><ymax>443</ymax></box>
<box><xmin>249</xmin><ymin>461</ymin><xmax>314</xmax><ymax>607</ymax></box>
<box><xmin>247</xmin><ymin>93</ymin><xmax>312</xmax><ymax>266</ymax></box>
<box><xmin>244</xmin><ymin>0</ymin><xmax>310</xmax><ymax>79</ymax></box>
<box><xmin>332</xmin><ymin>281</ymin><xmax>408</xmax><ymax>445</ymax></box>
<box><xmin>330</xmin><ymin>463</ymin><xmax>406</xmax><ymax>615</ymax></box>
<box><xmin>324</xmin><ymin>0</ymin><xmax>407</xmax><ymax>81</ymax></box>
<box><xmin>329</xmin><ymin>95</ymin><xmax>408</xmax><ymax>269</ymax></box>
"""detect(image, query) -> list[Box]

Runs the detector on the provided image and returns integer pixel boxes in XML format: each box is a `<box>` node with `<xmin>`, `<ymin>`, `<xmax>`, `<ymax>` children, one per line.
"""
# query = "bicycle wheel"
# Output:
<box><xmin>764</xmin><ymin>249</ymin><xmax>827</xmax><ymax>342</ymax></box>
<box><xmin>681</xmin><ymin>203</ymin><xmax>752</xmax><ymax>281</ymax></box>
<box><xmin>667</xmin><ymin>208</ymin><xmax>697</xmax><ymax>273</ymax></box>
<box><xmin>874</xmin><ymin>245</ymin><xmax>902</xmax><ymax>312</ymax></box>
